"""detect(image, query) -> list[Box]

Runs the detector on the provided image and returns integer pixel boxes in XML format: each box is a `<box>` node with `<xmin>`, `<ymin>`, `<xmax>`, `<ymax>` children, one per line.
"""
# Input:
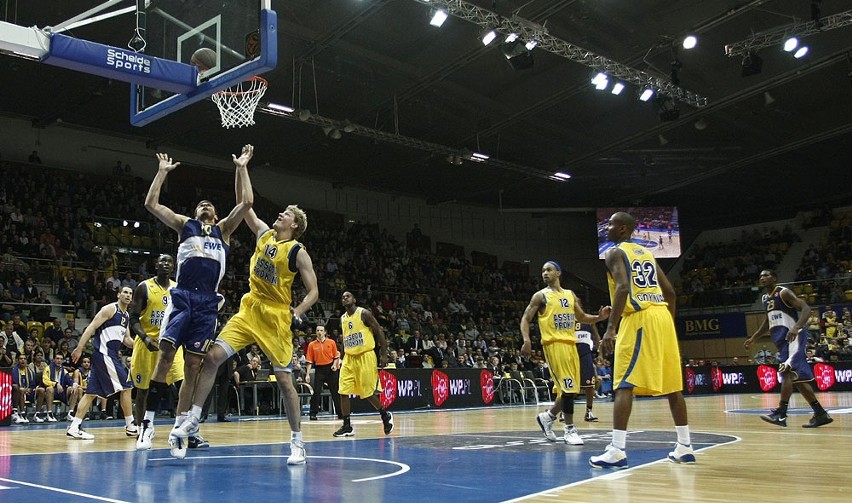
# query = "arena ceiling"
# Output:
<box><xmin>2</xmin><ymin>0</ymin><xmax>852</xmax><ymax>229</ymax></box>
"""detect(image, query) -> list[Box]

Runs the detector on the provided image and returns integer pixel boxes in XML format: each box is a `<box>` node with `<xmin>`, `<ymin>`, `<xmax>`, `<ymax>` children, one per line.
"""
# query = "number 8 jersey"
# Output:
<box><xmin>608</xmin><ymin>241</ymin><xmax>668</xmax><ymax>315</ymax></box>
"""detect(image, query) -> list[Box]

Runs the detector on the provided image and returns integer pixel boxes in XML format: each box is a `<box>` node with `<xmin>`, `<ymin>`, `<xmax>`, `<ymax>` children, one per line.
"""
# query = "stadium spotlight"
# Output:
<box><xmin>504</xmin><ymin>33</ymin><xmax>519</xmax><ymax>43</ymax></box>
<box><xmin>524</xmin><ymin>39</ymin><xmax>538</xmax><ymax>51</ymax></box>
<box><xmin>783</xmin><ymin>37</ymin><xmax>798</xmax><ymax>52</ymax></box>
<box><xmin>122</xmin><ymin>220</ymin><xmax>129</xmax><ymax>226</ymax></box>
<box><xmin>500</xmin><ymin>38</ymin><xmax>534</xmax><ymax>70</ymax></box>
<box><xmin>591</xmin><ymin>72</ymin><xmax>608</xmax><ymax>90</ymax></box>
<box><xmin>429</xmin><ymin>9</ymin><xmax>448</xmax><ymax>27</ymax></box>
<box><xmin>481</xmin><ymin>28</ymin><xmax>498</xmax><ymax>46</ymax></box>
<box><xmin>611</xmin><ymin>82</ymin><xmax>625</xmax><ymax>95</ymax></box>
<box><xmin>639</xmin><ymin>87</ymin><xmax>655</xmax><ymax>101</ymax></box>
<box><xmin>133</xmin><ymin>221</ymin><xmax>141</xmax><ymax>228</ymax></box>
<box><xmin>682</xmin><ymin>35</ymin><xmax>698</xmax><ymax>49</ymax></box>
<box><xmin>793</xmin><ymin>46</ymin><xmax>809</xmax><ymax>59</ymax></box>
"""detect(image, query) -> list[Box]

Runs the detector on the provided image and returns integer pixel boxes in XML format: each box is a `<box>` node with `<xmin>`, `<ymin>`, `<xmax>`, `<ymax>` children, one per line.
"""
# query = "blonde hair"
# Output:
<box><xmin>288</xmin><ymin>204</ymin><xmax>308</xmax><ymax>239</ymax></box>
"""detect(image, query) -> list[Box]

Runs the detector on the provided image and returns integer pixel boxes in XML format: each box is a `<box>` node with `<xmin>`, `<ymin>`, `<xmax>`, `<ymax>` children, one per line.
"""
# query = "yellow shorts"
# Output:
<box><xmin>613</xmin><ymin>306</ymin><xmax>682</xmax><ymax>396</ymax></box>
<box><xmin>130</xmin><ymin>335</ymin><xmax>185</xmax><ymax>388</ymax></box>
<box><xmin>339</xmin><ymin>350</ymin><xmax>381</xmax><ymax>399</ymax></box>
<box><xmin>543</xmin><ymin>341</ymin><xmax>580</xmax><ymax>395</ymax></box>
<box><xmin>218</xmin><ymin>293</ymin><xmax>293</xmax><ymax>369</ymax></box>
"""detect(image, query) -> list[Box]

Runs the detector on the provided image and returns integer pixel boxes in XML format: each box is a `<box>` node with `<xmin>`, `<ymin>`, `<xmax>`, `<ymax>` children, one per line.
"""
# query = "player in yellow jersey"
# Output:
<box><xmin>521</xmin><ymin>261</ymin><xmax>610</xmax><ymax>445</ymax></box>
<box><xmin>172</xmin><ymin>166</ymin><xmax>319</xmax><ymax>465</ymax></box>
<box><xmin>590</xmin><ymin>212</ymin><xmax>695</xmax><ymax>469</ymax></box>
<box><xmin>129</xmin><ymin>254</ymin><xmax>193</xmax><ymax>446</ymax></box>
<box><xmin>333</xmin><ymin>290</ymin><xmax>393</xmax><ymax>438</ymax></box>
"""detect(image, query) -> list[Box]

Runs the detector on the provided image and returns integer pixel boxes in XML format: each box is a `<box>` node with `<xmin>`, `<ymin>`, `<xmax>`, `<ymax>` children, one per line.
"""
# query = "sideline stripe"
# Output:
<box><xmin>0</xmin><ymin>477</ymin><xmax>130</xmax><ymax>503</ymax></box>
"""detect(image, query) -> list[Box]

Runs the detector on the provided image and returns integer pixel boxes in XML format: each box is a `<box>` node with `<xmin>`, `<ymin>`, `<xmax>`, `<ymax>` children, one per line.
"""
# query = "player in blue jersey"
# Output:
<box><xmin>744</xmin><ymin>270</ymin><xmax>832</xmax><ymax>428</ymax></box>
<box><xmin>138</xmin><ymin>145</ymin><xmax>254</xmax><ymax>456</ymax></box>
<box><xmin>67</xmin><ymin>286</ymin><xmax>136</xmax><ymax>440</ymax></box>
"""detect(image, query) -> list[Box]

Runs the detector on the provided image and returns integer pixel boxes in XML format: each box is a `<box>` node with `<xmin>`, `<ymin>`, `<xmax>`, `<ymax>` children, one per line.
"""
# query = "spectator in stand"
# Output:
<box><xmin>30</xmin><ymin>290</ymin><xmax>52</xmax><ymax>323</ymax></box>
<box><xmin>12</xmin><ymin>353</ymin><xmax>42</xmax><ymax>424</ymax></box>
<box><xmin>822</xmin><ymin>306</ymin><xmax>840</xmax><ymax>339</ymax></box>
<box><xmin>0</xmin><ymin>335</ymin><xmax>13</xmax><ymax>366</ymax></box>
<box><xmin>28</xmin><ymin>350</ymin><xmax>55</xmax><ymax>422</ymax></box>
<box><xmin>44</xmin><ymin>352</ymin><xmax>80</xmax><ymax>421</ymax></box>
<box><xmin>806</xmin><ymin>311</ymin><xmax>822</xmax><ymax>344</ymax></box>
<box><xmin>61</xmin><ymin>327</ymin><xmax>79</xmax><ymax>351</ymax></box>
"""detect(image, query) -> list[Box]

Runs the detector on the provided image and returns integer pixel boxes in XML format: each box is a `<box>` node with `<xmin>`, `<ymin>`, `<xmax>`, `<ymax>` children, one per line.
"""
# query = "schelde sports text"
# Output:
<box><xmin>106</xmin><ymin>48</ymin><xmax>152</xmax><ymax>74</ymax></box>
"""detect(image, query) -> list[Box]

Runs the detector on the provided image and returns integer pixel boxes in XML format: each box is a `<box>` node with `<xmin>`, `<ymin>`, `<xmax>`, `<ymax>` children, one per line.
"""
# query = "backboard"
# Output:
<box><xmin>130</xmin><ymin>0</ymin><xmax>277</xmax><ymax>126</ymax></box>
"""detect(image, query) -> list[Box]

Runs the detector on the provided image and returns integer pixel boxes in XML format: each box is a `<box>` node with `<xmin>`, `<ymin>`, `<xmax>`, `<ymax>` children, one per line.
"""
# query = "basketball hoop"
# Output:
<box><xmin>211</xmin><ymin>76</ymin><xmax>268</xmax><ymax>128</ymax></box>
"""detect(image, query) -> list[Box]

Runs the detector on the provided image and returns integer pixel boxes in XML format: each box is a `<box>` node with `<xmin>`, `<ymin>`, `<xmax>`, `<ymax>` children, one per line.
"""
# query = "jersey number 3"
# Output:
<box><xmin>631</xmin><ymin>260</ymin><xmax>658</xmax><ymax>288</ymax></box>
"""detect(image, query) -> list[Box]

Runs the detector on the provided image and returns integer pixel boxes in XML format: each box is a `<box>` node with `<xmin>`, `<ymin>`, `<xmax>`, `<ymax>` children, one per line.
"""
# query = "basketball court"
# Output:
<box><xmin>3</xmin><ymin>392</ymin><xmax>849</xmax><ymax>501</ymax></box>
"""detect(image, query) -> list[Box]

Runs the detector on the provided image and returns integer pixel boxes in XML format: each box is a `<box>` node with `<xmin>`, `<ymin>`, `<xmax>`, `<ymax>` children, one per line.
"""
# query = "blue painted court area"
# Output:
<box><xmin>1</xmin><ymin>429</ymin><xmax>735</xmax><ymax>502</ymax></box>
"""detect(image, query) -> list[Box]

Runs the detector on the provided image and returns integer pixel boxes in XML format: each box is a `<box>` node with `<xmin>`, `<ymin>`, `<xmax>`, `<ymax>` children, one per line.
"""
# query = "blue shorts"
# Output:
<box><xmin>770</xmin><ymin>326</ymin><xmax>814</xmax><ymax>382</ymax></box>
<box><xmin>160</xmin><ymin>288</ymin><xmax>220</xmax><ymax>355</ymax></box>
<box><xmin>577</xmin><ymin>343</ymin><xmax>596</xmax><ymax>388</ymax></box>
<box><xmin>87</xmin><ymin>352</ymin><xmax>132</xmax><ymax>398</ymax></box>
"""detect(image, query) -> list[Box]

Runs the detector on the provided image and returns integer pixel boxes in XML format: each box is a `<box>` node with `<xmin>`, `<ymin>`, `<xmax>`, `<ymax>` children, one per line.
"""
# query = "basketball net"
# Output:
<box><xmin>211</xmin><ymin>76</ymin><xmax>268</xmax><ymax>128</ymax></box>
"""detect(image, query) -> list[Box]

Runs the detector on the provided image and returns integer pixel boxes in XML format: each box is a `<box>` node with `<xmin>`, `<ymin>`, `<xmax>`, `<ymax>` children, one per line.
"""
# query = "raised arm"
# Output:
<box><xmin>219</xmin><ymin>144</ymin><xmax>256</xmax><ymax>239</ymax></box>
<box><xmin>145</xmin><ymin>153</ymin><xmax>188</xmax><ymax>233</ymax></box>
<box><xmin>520</xmin><ymin>292</ymin><xmax>544</xmax><ymax>358</ymax></box>
<box><xmin>70</xmin><ymin>304</ymin><xmax>114</xmax><ymax>363</ymax></box>
<box><xmin>293</xmin><ymin>248</ymin><xmax>319</xmax><ymax>318</ymax></box>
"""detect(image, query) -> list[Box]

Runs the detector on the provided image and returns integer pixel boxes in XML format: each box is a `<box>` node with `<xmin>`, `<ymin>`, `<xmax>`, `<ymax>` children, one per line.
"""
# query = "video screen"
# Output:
<box><xmin>597</xmin><ymin>207</ymin><xmax>681</xmax><ymax>259</ymax></box>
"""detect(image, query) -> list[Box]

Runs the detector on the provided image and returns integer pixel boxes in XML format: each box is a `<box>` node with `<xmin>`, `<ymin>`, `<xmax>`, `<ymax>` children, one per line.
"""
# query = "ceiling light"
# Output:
<box><xmin>524</xmin><ymin>39</ymin><xmax>538</xmax><ymax>51</ymax></box>
<box><xmin>682</xmin><ymin>35</ymin><xmax>698</xmax><ymax>50</ymax></box>
<box><xmin>481</xmin><ymin>29</ymin><xmax>498</xmax><ymax>46</ymax></box>
<box><xmin>611</xmin><ymin>82</ymin><xmax>625</xmax><ymax>95</ymax></box>
<box><xmin>694</xmin><ymin>118</ymin><xmax>708</xmax><ymax>130</ymax></box>
<box><xmin>504</xmin><ymin>33</ymin><xmax>519</xmax><ymax>43</ymax></box>
<box><xmin>783</xmin><ymin>37</ymin><xmax>798</xmax><ymax>52</ymax></box>
<box><xmin>471</xmin><ymin>152</ymin><xmax>490</xmax><ymax>161</ymax></box>
<box><xmin>552</xmin><ymin>171</ymin><xmax>571</xmax><ymax>180</ymax></box>
<box><xmin>500</xmin><ymin>39</ymin><xmax>534</xmax><ymax>70</ymax></box>
<box><xmin>595</xmin><ymin>77</ymin><xmax>609</xmax><ymax>90</ymax></box>
<box><xmin>639</xmin><ymin>88</ymin><xmax>655</xmax><ymax>101</ymax></box>
<box><xmin>793</xmin><ymin>46</ymin><xmax>809</xmax><ymax>58</ymax></box>
<box><xmin>298</xmin><ymin>109</ymin><xmax>311</xmax><ymax>121</ymax></box>
<box><xmin>429</xmin><ymin>9</ymin><xmax>448</xmax><ymax>27</ymax></box>
<box><xmin>591</xmin><ymin>72</ymin><xmax>607</xmax><ymax>86</ymax></box>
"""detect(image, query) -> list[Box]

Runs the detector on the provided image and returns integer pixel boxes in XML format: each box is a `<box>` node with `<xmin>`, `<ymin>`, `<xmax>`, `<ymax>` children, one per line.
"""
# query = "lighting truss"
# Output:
<box><xmin>257</xmin><ymin>105</ymin><xmax>560</xmax><ymax>181</ymax></box>
<box><xmin>724</xmin><ymin>9</ymin><xmax>852</xmax><ymax>57</ymax></box>
<box><xmin>411</xmin><ymin>0</ymin><xmax>708</xmax><ymax>107</ymax></box>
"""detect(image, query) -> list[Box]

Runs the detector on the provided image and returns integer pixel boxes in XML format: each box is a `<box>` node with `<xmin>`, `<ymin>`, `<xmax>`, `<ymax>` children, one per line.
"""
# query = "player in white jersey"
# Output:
<box><xmin>575</xmin><ymin>319</ymin><xmax>601</xmax><ymax>422</ymax></box>
<box><xmin>140</xmin><ymin>145</ymin><xmax>254</xmax><ymax>456</ymax></box>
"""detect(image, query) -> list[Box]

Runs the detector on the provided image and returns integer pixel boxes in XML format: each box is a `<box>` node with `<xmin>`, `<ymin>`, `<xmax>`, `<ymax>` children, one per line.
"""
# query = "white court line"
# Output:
<box><xmin>500</xmin><ymin>434</ymin><xmax>742</xmax><ymax>503</ymax></box>
<box><xmin>0</xmin><ymin>477</ymin><xmax>130</xmax><ymax>503</ymax></box>
<box><xmin>148</xmin><ymin>454</ymin><xmax>410</xmax><ymax>482</ymax></box>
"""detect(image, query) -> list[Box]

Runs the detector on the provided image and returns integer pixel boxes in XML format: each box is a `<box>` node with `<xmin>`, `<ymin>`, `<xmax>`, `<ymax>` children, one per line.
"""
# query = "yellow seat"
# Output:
<box><xmin>27</xmin><ymin>321</ymin><xmax>44</xmax><ymax>339</ymax></box>
<box><xmin>845</xmin><ymin>290</ymin><xmax>852</xmax><ymax>302</ymax></box>
<box><xmin>803</xmin><ymin>284</ymin><xmax>814</xmax><ymax>294</ymax></box>
<box><xmin>793</xmin><ymin>285</ymin><xmax>803</xmax><ymax>295</ymax></box>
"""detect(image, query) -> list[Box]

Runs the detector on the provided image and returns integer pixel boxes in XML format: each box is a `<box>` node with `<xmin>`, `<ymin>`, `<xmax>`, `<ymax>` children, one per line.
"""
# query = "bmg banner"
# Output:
<box><xmin>676</xmin><ymin>312</ymin><xmax>747</xmax><ymax>339</ymax></box>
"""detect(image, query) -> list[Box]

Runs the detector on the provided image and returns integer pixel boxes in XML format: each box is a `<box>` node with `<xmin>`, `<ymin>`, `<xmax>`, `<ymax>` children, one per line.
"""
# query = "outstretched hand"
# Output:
<box><xmin>156</xmin><ymin>153</ymin><xmax>180</xmax><ymax>172</ymax></box>
<box><xmin>232</xmin><ymin>144</ymin><xmax>254</xmax><ymax>169</ymax></box>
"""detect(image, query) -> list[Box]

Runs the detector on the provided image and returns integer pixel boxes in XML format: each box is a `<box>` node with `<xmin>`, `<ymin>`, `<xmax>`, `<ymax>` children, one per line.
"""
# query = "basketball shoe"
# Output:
<box><xmin>66</xmin><ymin>426</ymin><xmax>95</xmax><ymax>440</ymax></box>
<box><xmin>667</xmin><ymin>442</ymin><xmax>697</xmax><ymax>463</ymax></box>
<box><xmin>382</xmin><ymin>411</ymin><xmax>394</xmax><ymax>435</ymax></box>
<box><xmin>136</xmin><ymin>420</ymin><xmax>155</xmax><ymax>450</ymax></box>
<box><xmin>802</xmin><ymin>413</ymin><xmax>833</xmax><ymax>428</ymax></box>
<box><xmin>287</xmin><ymin>440</ymin><xmax>307</xmax><ymax>465</ymax></box>
<box><xmin>759</xmin><ymin>409</ymin><xmax>787</xmax><ymax>427</ymax></box>
<box><xmin>564</xmin><ymin>425</ymin><xmax>584</xmax><ymax>445</ymax></box>
<box><xmin>589</xmin><ymin>444</ymin><xmax>628</xmax><ymax>469</ymax></box>
<box><xmin>333</xmin><ymin>424</ymin><xmax>354</xmax><ymax>437</ymax></box>
<box><xmin>536</xmin><ymin>411</ymin><xmax>558</xmax><ymax>441</ymax></box>
<box><xmin>584</xmin><ymin>410</ymin><xmax>599</xmax><ymax>422</ymax></box>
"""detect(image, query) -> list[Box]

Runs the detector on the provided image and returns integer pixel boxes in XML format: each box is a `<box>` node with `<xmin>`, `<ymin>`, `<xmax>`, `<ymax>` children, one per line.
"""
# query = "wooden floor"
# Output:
<box><xmin>2</xmin><ymin>392</ymin><xmax>850</xmax><ymax>502</ymax></box>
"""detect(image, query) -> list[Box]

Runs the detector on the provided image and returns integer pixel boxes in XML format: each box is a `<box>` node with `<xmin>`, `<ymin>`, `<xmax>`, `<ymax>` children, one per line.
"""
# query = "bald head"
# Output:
<box><xmin>611</xmin><ymin>212</ymin><xmax>636</xmax><ymax>231</ymax></box>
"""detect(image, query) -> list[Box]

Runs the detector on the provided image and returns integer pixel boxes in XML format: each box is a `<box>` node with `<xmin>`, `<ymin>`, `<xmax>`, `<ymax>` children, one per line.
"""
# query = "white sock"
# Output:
<box><xmin>190</xmin><ymin>405</ymin><xmax>203</xmax><ymax>420</ymax></box>
<box><xmin>174</xmin><ymin>413</ymin><xmax>187</xmax><ymax>427</ymax></box>
<box><xmin>612</xmin><ymin>429</ymin><xmax>627</xmax><ymax>450</ymax></box>
<box><xmin>70</xmin><ymin>417</ymin><xmax>83</xmax><ymax>429</ymax></box>
<box><xmin>676</xmin><ymin>425</ymin><xmax>691</xmax><ymax>446</ymax></box>
<box><xmin>291</xmin><ymin>431</ymin><xmax>303</xmax><ymax>443</ymax></box>
<box><xmin>125</xmin><ymin>416</ymin><xmax>134</xmax><ymax>427</ymax></box>
<box><xmin>143</xmin><ymin>410</ymin><xmax>155</xmax><ymax>422</ymax></box>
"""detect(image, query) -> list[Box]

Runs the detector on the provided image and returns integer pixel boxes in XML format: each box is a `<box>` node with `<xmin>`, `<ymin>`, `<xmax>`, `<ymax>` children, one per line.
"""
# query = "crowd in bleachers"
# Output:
<box><xmin>675</xmin><ymin>224</ymin><xmax>799</xmax><ymax>307</ymax></box>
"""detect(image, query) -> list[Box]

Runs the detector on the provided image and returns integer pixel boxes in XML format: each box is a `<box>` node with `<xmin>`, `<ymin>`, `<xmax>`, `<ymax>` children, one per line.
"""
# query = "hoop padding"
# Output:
<box><xmin>211</xmin><ymin>76</ymin><xmax>268</xmax><ymax>128</ymax></box>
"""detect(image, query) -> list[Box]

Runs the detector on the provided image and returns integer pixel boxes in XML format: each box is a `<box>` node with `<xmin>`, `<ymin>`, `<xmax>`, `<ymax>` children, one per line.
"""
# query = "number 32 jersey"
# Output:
<box><xmin>607</xmin><ymin>241</ymin><xmax>668</xmax><ymax>315</ymax></box>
